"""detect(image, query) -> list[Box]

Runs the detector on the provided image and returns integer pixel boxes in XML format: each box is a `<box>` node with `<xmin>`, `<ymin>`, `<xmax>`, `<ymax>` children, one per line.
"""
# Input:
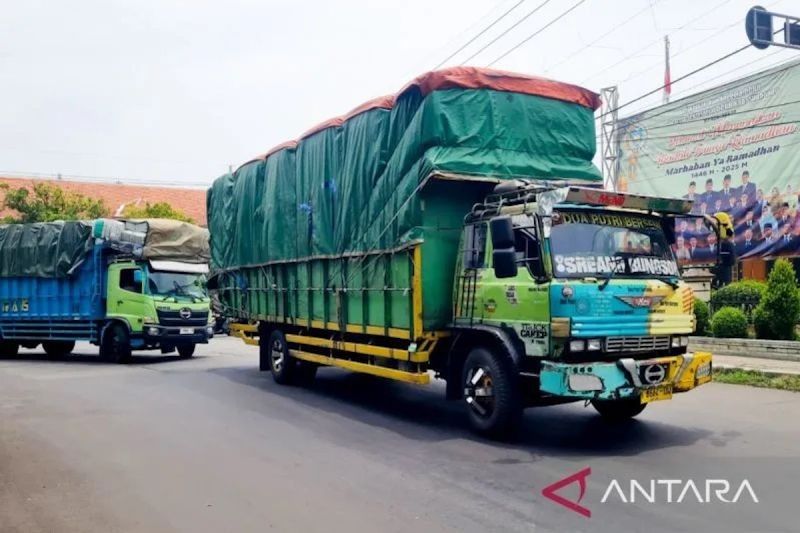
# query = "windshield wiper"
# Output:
<box><xmin>599</xmin><ymin>254</ymin><xmax>626</xmax><ymax>291</ymax></box>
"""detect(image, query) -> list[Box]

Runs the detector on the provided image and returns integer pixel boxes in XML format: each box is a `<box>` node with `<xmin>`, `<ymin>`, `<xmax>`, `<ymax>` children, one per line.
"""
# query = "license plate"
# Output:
<box><xmin>179</xmin><ymin>328</ymin><xmax>194</xmax><ymax>335</ymax></box>
<box><xmin>640</xmin><ymin>383</ymin><xmax>673</xmax><ymax>403</ymax></box>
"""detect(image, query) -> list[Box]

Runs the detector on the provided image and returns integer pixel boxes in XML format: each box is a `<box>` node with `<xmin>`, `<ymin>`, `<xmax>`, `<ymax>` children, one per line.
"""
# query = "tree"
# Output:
<box><xmin>753</xmin><ymin>259</ymin><xmax>800</xmax><ymax>340</ymax></box>
<box><xmin>0</xmin><ymin>182</ymin><xmax>108</xmax><ymax>223</ymax></box>
<box><xmin>121</xmin><ymin>201</ymin><xmax>193</xmax><ymax>223</ymax></box>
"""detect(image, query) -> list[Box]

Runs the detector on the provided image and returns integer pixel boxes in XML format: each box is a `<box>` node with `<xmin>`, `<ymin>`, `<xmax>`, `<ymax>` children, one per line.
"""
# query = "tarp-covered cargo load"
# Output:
<box><xmin>207</xmin><ymin>66</ymin><xmax>602</xmax><ymax>272</ymax></box>
<box><xmin>98</xmin><ymin>218</ymin><xmax>211</xmax><ymax>264</ymax></box>
<box><xmin>0</xmin><ymin>221</ymin><xmax>94</xmax><ymax>278</ymax></box>
<box><xmin>0</xmin><ymin>218</ymin><xmax>210</xmax><ymax>279</ymax></box>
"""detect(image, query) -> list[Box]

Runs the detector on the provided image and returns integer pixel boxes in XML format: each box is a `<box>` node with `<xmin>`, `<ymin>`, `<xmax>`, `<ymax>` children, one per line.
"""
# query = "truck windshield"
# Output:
<box><xmin>549</xmin><ymin>209</ymin><xmax>678</xmax><ymax>278</ymax></box>
<box><xmin>147</xmin><ymin>270</ymin><xmax>206</xmax><ymax>299</ymax></box>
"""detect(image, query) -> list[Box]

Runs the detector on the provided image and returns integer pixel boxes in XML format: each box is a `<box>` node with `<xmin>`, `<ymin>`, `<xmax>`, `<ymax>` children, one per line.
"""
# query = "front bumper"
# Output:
<box><xmin>539</xmin><ymin>352</ymin><xmax>712</xmax><ymax>401</ymax></box>
<box><xmin>142</xmin><ymin>325</ymin><xmax>212</xmax><ymax>345</ymax></box>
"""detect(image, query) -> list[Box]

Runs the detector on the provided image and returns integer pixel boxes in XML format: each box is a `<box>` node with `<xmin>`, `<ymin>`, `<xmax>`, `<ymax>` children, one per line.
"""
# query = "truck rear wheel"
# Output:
<box><xmin>177</xmin><ymin>344</ymin><xmax>196</xmax><ymax>359</ymax></box>
<box><xmin>462</xmin><ymin>346</ymin><xmax>521</xmax><ymax>439</ymax></box>
<box><xmin>43</xmin><ymin>341</ymin><xmax>75</xmax><ymax>359</ymax></box>
<box><xmin>0</xmin><ymin>341</ymin><xmax>19</xmax><ymax>358</ymax></box>
<box><xmin>591</xmin><ymin>398</ymin><xmax>647</xmax><ymax>420</ymax></box>
<box><xmin>265</xmin><ymin>329</ymin><xmax>297</xmax><ymax>384</ymax></box>
<box><xmin>100</xmin><ymin>324</ymin><xmax>132</xmax><ymax>364</ymax></box>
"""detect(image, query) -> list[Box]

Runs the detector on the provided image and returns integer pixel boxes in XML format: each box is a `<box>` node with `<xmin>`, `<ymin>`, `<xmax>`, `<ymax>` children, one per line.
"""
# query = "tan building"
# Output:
<box><xmin>0</xmin><ymin>176</ymin><xmax>207</xmax><ymax>225</ymax></box>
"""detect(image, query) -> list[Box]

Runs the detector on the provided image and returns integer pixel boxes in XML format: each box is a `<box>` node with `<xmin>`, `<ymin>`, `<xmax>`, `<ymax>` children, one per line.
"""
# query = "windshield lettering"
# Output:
<box><xmin>550</xmin><ymin>209</ymin><xmax>678</xmax><ymax>279</ymax></box>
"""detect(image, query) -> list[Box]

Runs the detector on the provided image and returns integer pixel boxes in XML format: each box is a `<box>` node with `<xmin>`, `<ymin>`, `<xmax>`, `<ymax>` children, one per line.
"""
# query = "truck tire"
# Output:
<box><xmin>177</xmin><ymin>344</ymin><xmax>196</xmax><ymax>358</ymax></box>
<box><xmin>0</xmin><ymin>341</ymin><xmax>19</xmax><ymax>358</ymax></box>
<box><xmin>43</xmin><ymin>341</ymin><xmax>75</xmax><ymax>359</ymax></box>
<box><xmin>265</xmin><ymin>329</ymin><xmax>297</xmax><ymax>384</ymax></box>
<box><xmin>462</xmin><ymin>346</ymin><xmax>521</xmax><ymax>439</ymax></box>
<box><xmin>591</xmin><ymin>398</ymin><xmax>647</xmax><ymax>421</ymax></box>
<box><xmin>100</xmin><ymin>324</ymin><xmax>132</xmax><ymax>364</ymax></box>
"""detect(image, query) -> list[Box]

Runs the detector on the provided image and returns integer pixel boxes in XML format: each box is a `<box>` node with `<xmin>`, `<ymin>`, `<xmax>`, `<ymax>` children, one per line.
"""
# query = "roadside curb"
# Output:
<box><xmin>690</xmin><ymin>336</ymin><xmax>800</xmax><ymax>363</ymax></box>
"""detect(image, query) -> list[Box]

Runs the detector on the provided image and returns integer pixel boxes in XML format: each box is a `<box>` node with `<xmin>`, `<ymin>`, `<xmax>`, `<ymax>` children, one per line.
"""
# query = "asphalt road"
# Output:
<box><xmin>1</xmin><ymin>337</ymin><xmax>798</xmax><ymax>533</ymax></box>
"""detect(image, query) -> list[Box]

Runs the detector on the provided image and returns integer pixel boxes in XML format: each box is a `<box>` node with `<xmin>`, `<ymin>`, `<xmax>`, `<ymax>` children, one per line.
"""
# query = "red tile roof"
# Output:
<box><xmin>0</xmin><ymin>176</ymin><xmax>207</xmax><ymax>225</ymax></box>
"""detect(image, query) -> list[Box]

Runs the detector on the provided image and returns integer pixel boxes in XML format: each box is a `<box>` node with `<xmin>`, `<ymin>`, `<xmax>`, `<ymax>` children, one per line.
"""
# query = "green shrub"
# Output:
<box><xmin>693</xmin><ymin>298</ymin><xmax>709</xmax><ymax>336</ymax></box>
<box><xmin>710</xmin><ymin>280</ymin><xmax>766</xmax><ymax>308</ymax></box>
<box><xmin>753</xmin><ymin>259</ymin><xmax>800</xmax><ymax>340</ymax></box>
<box><xmin>710</xmin><ymin>307</ymin><xmax>749</xmax><ymax>338</ymax></box>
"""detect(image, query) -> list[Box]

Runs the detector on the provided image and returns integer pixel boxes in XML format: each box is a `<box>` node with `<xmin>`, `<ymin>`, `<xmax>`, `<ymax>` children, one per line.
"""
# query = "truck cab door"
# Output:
<box><xmin>107</xmin><ymin>264</ymin><xmax>147</xmax><ymax>330</ymax></box>
<box><xmin>454</xmin><ymin>222</ymin><xmax>488</xmax><ymax>322</ymax></box>
<box><xmin>484</xmin><ymin>214</ymin><xmax>551</xmax><ymax>357</ymax></box>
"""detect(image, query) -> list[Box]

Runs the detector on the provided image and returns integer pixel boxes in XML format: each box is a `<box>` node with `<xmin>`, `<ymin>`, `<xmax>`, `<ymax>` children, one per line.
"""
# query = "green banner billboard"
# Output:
<box><xmin>618</xmin><ymin>59</ymin><xmax>800</xmax><ymax>262</ymax></box>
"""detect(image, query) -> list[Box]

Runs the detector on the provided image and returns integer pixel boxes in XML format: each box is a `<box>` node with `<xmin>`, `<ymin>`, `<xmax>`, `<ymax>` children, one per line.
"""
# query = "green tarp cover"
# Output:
<box><xmin>0</xmin><ymin>221</ymin><xmax>94</xmax><ymax>278</ymax></box>
<box><xmin>208</xmin><ymin>69</ymin><xmax>601</xmax><ymax>271</ymax></box>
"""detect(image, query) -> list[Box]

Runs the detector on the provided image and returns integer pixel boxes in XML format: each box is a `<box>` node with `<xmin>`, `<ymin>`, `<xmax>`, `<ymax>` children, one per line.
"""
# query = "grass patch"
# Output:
<box><xmin>713</xmin><ymin>368</ymin><xmax>800</xmax><ymax>392</ymax></box>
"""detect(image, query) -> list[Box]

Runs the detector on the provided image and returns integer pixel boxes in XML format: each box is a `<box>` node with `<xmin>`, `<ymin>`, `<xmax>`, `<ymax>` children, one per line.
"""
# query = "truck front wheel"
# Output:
<box><xmin>462</xmin><ymin>346</ymin><xmax>521</xmax><ymax>438</ymax></box>
<box><xmin>43</xmin><ymin>341</ymin><xmax>75</xmax><ymax>359</ymax></box>
<box><xmin>100</xmin><ymin>324</ymin><xmax>132</xmax><ymax>364</ymax></box>
<box><xmin>177</xmin><ymin>344</ymin><xmax>196</xmax><ymax>358</ymax></box>
<box><xmin>591</xmin><ymin>398</ymin><xmax>647</xmax><ymax>420</ymax></box>
<box><xmin>0</xmin><ymin>341</ymin><xmax>19</xmax><ymax>358</ymax></box>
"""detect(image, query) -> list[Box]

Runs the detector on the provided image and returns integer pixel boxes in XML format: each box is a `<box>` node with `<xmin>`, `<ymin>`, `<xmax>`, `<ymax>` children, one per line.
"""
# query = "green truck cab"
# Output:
<box><xmin>447</xmin><ymin>183</ymin><xmax>711</xmax><ymax>434</ymax></box>
<box><xmin>105</xmin><ymin>260</ymin><xmax>213</xmax><ymax>360</ymax></box>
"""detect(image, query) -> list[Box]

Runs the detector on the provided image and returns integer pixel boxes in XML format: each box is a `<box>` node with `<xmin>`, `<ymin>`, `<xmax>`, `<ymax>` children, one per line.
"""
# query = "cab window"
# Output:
<box><xmin>463</xmin><ymin>223</ymin><xmax>487</xmax><ymax>269</ymax></box>
<box><xmin>119</xmin><ymin>268</ymin><xmax>143</xmax><ymax>293</ymax></box>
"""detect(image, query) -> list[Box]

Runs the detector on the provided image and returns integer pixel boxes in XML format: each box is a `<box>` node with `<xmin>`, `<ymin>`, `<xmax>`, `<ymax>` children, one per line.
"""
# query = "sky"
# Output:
<box><xmin>1</xmin><ymin>0</ymin><xmax>798</xmax><ymax>187</ymax></box>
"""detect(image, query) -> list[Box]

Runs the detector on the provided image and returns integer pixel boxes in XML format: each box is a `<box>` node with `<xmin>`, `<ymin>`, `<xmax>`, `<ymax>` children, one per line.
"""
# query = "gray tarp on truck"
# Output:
<box><xmin>0</xmin><ymin>221</ymin><xmax>94</xmax><ymax>278</ymax></box>
<box><xmin>132</xmin><ymin>219</ymin><xmax>210</xmax><ymax>264</ymax></box>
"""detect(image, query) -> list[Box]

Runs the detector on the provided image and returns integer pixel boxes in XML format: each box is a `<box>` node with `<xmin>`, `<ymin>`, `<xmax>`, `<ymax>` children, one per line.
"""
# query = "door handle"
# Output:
<box><xmin>117</xmin><ymin>300</ymin><xmax>124</xmax><ymax>305</ymax></box>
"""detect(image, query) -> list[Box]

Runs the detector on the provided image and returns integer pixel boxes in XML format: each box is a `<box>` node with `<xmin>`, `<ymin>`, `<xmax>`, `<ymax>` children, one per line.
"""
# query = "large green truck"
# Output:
<box><xmin>209</xmin><ymin>67</ymin><xmax>711</xmax><ymax>436</ymax></box>
<box><xmin>0</xmin><ymin>218</ymin><xmax>213</xmax><ymax>362</ymax></box>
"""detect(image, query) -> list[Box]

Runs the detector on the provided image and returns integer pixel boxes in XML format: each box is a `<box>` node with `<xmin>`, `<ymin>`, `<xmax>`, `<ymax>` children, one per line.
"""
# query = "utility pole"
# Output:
<box><xmin>599</xmin><ymin>86</ymin><xmax>620</xmax><ymax>191</ymax></box>
<box><xmin>663</xmin><ymin>36</ymin><xmax>671</xmax><ymax>105</ymax></box>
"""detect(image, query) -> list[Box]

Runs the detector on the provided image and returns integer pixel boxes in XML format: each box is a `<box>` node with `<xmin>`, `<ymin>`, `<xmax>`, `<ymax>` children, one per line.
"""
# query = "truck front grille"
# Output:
<box><xmin>605</xmin><ymin>335</ymin><xmax>670</xmax><ymax>353</ymax></box>
<box><xmin>157</xmin><ymin>309</ymin><xmax>209</xmax><ymax>327</ymax></box>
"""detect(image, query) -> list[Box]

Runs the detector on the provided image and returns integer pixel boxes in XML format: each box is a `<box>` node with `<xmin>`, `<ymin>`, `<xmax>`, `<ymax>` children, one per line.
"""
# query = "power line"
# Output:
<box><xmin>487</xmin><ymin>0</ymin><xmax>588</xmax><ymax>67</ymax></box>
<box><xmin>617</xmin><ymin>0</ymin><xmax>786</xmax><ymax>89</ymax></box>
<box><xmin>432</xmin><ymin>0</ymin><xmax>526</xmax><ymax>69</ymax></box>
<box><xmin>620</xmin><ymin>48</ymin><xmax>794</xmax><ymax>118</ymax></box>
<box><xmin>597</xmin><ymin>42</ymin><xmax>753</xmax><ymax>120</ymax></box>
<box><xmin>458</xmin><ymin>0</ymin><xmax>552</xmax><ymax>65</ymax></box>
<box><xmin>579</xmin><ymin>0</ymin><xmax>735</xmax><ymax>85</ymax></box>
<box><xmin>543</xmin><ymin>1</ymin><xmax>658</xmax><ymax>75</ymax></box>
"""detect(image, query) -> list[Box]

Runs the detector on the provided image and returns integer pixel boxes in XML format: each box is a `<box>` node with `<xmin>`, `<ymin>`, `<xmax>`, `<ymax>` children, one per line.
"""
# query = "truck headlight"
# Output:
<box><xmin>568</xmin><ymin>374</ymin><xmax>603</xmax><ymax>392</ymax></box>
<box><xmin>147</xmin><ymin>326</ymin><xmax>160</xmax><ymax>336</ymax></box>
<box><xmin>587</xmin><ymin>339</ymin><xmax>602</xmax><ymax>351</ymax></box>
<box><xmin>569</xmin><ymin>340</ymin><xmax>585</xmax><ymax>352</ymax></box>
<box><xmin>672</xmin><ymin>335</ymin><xmax>690</xmax><ymax>347</ymax></box>
<box><xmin>143</xmin><ymin>316</ymin><xmax>157</xmax><ymax>324</ymax></box>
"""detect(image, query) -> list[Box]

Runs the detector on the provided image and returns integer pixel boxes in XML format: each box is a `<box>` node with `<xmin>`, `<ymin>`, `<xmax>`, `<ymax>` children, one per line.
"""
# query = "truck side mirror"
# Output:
<box><xmin>133</xmin><ymin>270</ymin><xmax>143</xmax><ymax>284</ymax></box>
<box><xmin>492</xmin><ymin>248</ymin><xmax>518</xmax><ymax>278</ymax></box>
<box><xmin>490</xmin><ymin>216</ymin><xmax>514</xmax><ymax>249</ymax></box>
<box><xmin>661</xmin><ymin>217</ymin><xmax>677</xmax><ymax>245</ymax></box>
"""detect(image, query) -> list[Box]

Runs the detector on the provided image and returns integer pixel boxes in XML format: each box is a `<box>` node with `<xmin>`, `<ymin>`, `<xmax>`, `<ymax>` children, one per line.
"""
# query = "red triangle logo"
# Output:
<box><xmin>541</xmin><ymin>467</ymin><xmax>592</xmax><ymax>518</ymax></box>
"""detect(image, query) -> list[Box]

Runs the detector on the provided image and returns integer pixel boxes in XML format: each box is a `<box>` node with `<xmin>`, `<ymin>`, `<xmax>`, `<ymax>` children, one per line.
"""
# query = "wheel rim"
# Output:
<box><xmin>464</xmin><ymin>366</ymin><xmax>495</xmax><ymax>418</ymax></box>
<box><xmin>271</xmin><ymin>338</ymin><xmax>285</xmax><ymax>373</ymax></box>
<box><xmin>113</xmin><ymin>330</ymin><xmax>123</xmax><ymax>354</ymax></box>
